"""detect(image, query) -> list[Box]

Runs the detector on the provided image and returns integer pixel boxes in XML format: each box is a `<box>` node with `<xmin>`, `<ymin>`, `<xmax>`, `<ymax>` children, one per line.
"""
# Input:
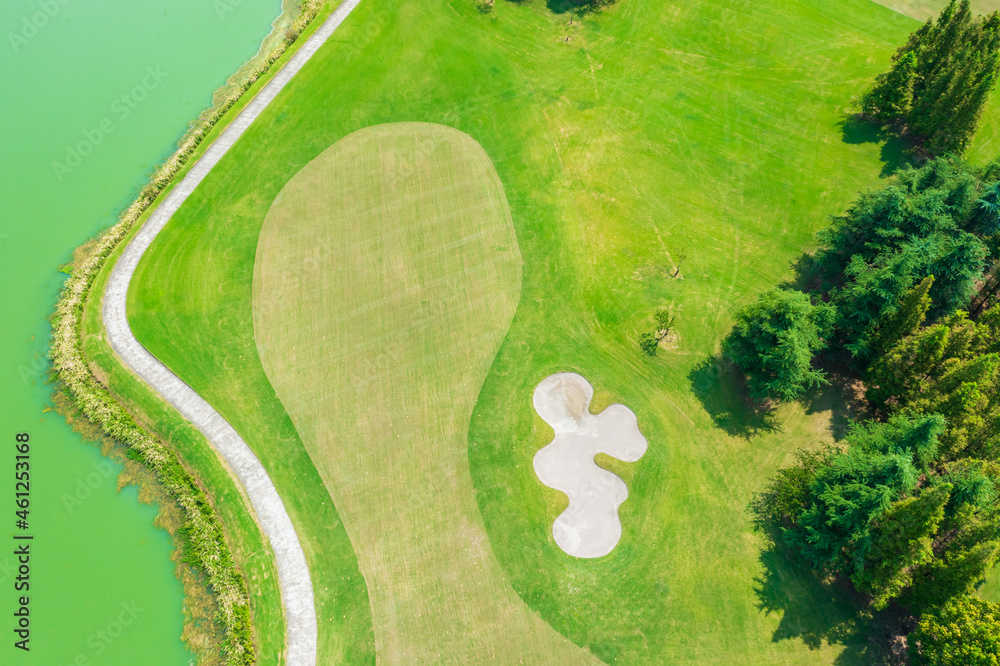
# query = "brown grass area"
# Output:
<box><xmin>870</xmin><ymin>0</ymin><xmax>1000</xmax><ymax>21</ymax></box>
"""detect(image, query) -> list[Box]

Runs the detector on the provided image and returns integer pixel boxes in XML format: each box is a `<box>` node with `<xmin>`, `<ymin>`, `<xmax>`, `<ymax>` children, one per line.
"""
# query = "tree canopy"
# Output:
<box><xmin>910</xmin><ymin>596</ymin><xmax>1000</xmax><ymax>664</ymax></box>
<box><xmin>859</xmin><ymin>0</ymin><xmax>1000</xmax><ymax>156</ymax></box>
<box><xmin>819</xmin><ymin>159</ymin><xmax>992</xmax><ymax>361</ymax></box>
<box><xmin>758</xmin><ymin>413</ymin><xmax>1000</xmax><ymax>611</ymax></box>
<box><xmin>721</xmin><ymin>289</ymin><xmax>833</xmax><ymax>402</ymax></box>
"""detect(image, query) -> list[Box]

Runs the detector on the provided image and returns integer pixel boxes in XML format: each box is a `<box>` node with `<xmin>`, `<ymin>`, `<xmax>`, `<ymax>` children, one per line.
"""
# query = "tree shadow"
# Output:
<box><xmin>839</xmin><ymin>115</ymin><xmax>914</xmax><ymax>179</ymax></box>
<box><xmin>802</xmin><ymin>359</ymin><xmax>872</xmax><ymax>441</ymax></box>
<box><xmin>543</xmin><ymin>0</ymin><xmax>614</xmax><ymax>15</ymax></box>
<box><xmin>753</xmin><ymin>531</ymin><xmax>913</xmax><ymax>665</ymax></box>
<box><xmin>688</xmin><ymin>355</ymin><xmax>782</xmax><ymax>440</ymax></box>
<box><xmin>779</xmin><ymin>252</ymin><xmax>828</xmax><ymax>294</ymax></box>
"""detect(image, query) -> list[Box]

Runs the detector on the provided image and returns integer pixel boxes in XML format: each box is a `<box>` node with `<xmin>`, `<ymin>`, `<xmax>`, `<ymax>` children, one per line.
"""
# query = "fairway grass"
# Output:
<box><xmin>253</xmin><ymin>122</ymin><xmax>598</xmax><ymax>662</ymax></box>
<box><xmin>126</xmin><ymin>0</ymin><xmax>1000</xmax><ymax>663</ymax></box>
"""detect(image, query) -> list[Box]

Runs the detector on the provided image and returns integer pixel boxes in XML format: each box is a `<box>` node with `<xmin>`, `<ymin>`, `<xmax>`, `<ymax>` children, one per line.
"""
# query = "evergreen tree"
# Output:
<box><xmin>938</xmin><ymin>459</ymin><xmax>999</xmax><ymax>512</ymax></box>
<box><xmin>868</xmin><ymin>275</ymin><xmax>935</xmax><ymax>359</ymax></box>
<box><xmin>722</xmin><ymin>289</ymin><xmax>833</xmax><ymax>402</ymax></box>
<box><xmin>868</xmin><ymin>310</ymin><xmax>1000</xmax><ymax>459</ymax></box>
<box><xmin>909</xmin><ymin>530</ymin><xmax>1000</xmax><ymax>610</ymax></box>
<box><xmin>835</xmin><ymin>249</ymin><xmax>920</xmax><ymax>361</ymax></box>
<box><xmin>910</xmin><ymin>596</ymin><xmax>1000</xmax><ymax>665</ymax></box>
<box><xmin>969</xmin><ymin>180</ymin><xmax>1000</xmax><ymax>235</ymax></box>
<box><xmin>867</xmin><ymin>323</ymin><xmax>949</xmax><ymax>407</ymax></box>
<box><xmin>817</xmin><ymin>160</ymin><xmax>989</xmax><ymax>362</ymax></box>
<box><xmin>788</xmin><ymin>446</ymin><xmax>919</xmax><ymax>575</ymax></box>
<box><xmin>857</xmin><ymin>0</ymin><xmax>1000</xmax><ymax>156</ymax></box>
<box><xmin>851</xmin><ymin>485</ymin><xmax>949</xmax><ymax>609</ymax></box>
<box><xmin>751</xmin><ymin>448</ymin><xmax>835</xmax><ymax>527</ymax></box>
<box><xmin>850</xmin><ymin>413</ymin><xmax>946</xmax><ymax>473</ymax></box>
<box><xmin>925</xmin><ymin>232</ymin><xmax>989</xmax><ymax>313</ymax></box>
<box><xmin>860</xmin><ymin>51</ymin><xmax>917</xmax><ymax>121</ymax></box>
<box><xmin>912</xmin><ymin>10</ymin><xmax>1000</xmax><ymax>155</ymax></box>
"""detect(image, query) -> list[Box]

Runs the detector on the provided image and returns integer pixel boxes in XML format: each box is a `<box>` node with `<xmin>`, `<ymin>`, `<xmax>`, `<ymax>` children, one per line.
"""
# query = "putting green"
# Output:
<box><xmin>252</xmin><ymin>122</ymin><xmax>598</xmax><ymax>663</ymax></box>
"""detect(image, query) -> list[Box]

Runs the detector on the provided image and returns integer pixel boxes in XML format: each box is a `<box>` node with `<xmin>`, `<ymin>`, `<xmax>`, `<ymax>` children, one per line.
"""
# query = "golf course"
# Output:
<box><xmin>72</xmin><ymin>0</ymin><xmax>1000</xmax><ymax>662</ymax></box>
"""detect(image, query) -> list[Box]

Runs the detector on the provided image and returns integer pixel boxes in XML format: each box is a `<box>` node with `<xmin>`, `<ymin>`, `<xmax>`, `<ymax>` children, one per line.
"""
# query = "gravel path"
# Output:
<box><xmin>103</xmin><ymin>2</ymin><xmax>364</xmax><ymax>664</ymax></box>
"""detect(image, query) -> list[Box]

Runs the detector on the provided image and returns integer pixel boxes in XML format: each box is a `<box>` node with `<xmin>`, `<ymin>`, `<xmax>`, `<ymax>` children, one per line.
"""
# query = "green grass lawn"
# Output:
<box><xmin>253</xmin><ymin>121</ymin><xmax>598</xmax><ymax>662</ymax></box>
<box><xmin>120</xmin><ymin>0</ymin><xmax>1000</xmax><ymax>663</ymax></box>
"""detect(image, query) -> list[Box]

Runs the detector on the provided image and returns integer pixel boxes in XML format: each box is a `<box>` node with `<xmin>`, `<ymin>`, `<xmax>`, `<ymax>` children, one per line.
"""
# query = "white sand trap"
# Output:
<box><xmin>532</xmin><ymin>373</ymin><xmax>648</xmax><ymax>558</ymax></box>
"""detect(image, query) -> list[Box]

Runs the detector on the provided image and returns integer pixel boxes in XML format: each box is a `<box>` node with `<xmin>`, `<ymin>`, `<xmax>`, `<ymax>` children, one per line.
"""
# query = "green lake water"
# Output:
<box><xmin>0</xmin><ymin>0</ymin><xmax>282</xmax><ymax>662</ymax></box>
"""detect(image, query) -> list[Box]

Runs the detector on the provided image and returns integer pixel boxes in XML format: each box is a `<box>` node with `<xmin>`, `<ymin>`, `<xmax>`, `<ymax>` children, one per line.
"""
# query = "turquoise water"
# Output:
<box><xmin>0</xmin><ymin>0</ymin><xmax>281</xmax><ymax>662</ymax></box>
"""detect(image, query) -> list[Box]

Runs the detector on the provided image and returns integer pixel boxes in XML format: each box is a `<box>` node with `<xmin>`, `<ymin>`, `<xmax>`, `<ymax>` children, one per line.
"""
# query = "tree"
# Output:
<box><xmin>788</xmin><ymin>445</ymin><xmax>919</xmax><ymax>575</ymax></box>
<box><xmin>868</xmin><ymin>275</ymin><xmax>935</xmax><ymax>358</ymax></box>
<box><xmin>909</xmin><ymin>7</ymin><xmax>1000</xmax><ymax>155</ymax></box>
<box><xmin>834</xmin><ymin>233</ymin><xmax>986</xmax><ymax>361</ymax></box>
<box><xmin>908</xmin><ymin>499</ymin><xmax>1000</xmax><ymax>609</ymax></box>
<box><xmin>867</xmin><ymin>323</ymin><xmax>949</xmax><ymax>407</ymax></box>
<box><xmin>857</xmin><ymin>0</ymin><xmax>1000</xmax><ymax>156</ymax></box>
<box><xmin>638</xmin><ymin>308</ymin><xmax>675</xmax><ymax>357</ymax></box>
<box><xmin>815</xmin><ymin>160</ymin><xmax>990</xmax><ymax>362</ymax></box>
<box><xmin>927</xmin><ymin>233</ymin><xmax>990</xmax><ymax>314</ymax></box>
<box><xmin>910</xmin><ymin>596</ymin><xmax>1000</xmax><ymax>665</ymax></box>
<box><xmin>782</xmin><ymin>416</ymin><xmax>947</xmax><ymax>579</ymax></box>
<box><xmin>867</xmin><ymin>310</ymin><xmax>1000</xmax><ymax>459</ymax></box>
<box><xmin>850</xmin><ymin>413</ymin><xmax>946</xmax><ymax>473</ymax></box>
<box><xmin>968</xmin><ymin>181</ymin><xmax>1000</xmax><ymax>236</ymax></box>
<box><xmin>860</xmin><ymin>51</ymin><xmax>918</xmax><ymax>121</ymax></box>
<box><xmin>851</xmin><ymin>485</ymin><xmax>949</xmax><ymax>609</ymax></box>
<box><xmin>939</xmin><ymin>459</ymin><xmax>999</xmax><ymax>512</ymax></box>
<box><xmin>750</xmin><ymin>447</ymin><xmax>834</xmax><ymax>527</ymax></box>
<box><xmin>722</xmin><ymin>289</ymin><xmax>833</xmax><ymax>402</ymax></box>
<box><xmin>836</xmin><ymin>249</ymin><xmax>922</xmax><ymax>361</ymax></box>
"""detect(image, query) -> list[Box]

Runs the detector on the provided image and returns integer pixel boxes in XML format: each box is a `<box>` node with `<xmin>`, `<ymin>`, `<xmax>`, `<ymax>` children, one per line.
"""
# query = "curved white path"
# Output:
<box><xmin>103</xmin><ymin>1</ymin><xmax>364</xmax><ymax>664</ymax></box>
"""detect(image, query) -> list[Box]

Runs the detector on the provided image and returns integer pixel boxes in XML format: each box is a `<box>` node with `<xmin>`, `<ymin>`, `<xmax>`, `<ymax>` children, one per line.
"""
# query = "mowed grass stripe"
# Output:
<box><xmin>253</xmin><ymin>123</ymin><xmax>598</xmax><ymax>663</ymax></box>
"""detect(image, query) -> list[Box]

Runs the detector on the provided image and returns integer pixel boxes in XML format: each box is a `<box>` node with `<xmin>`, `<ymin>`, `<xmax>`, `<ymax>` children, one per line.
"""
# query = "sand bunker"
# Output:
<box><xmin>532</xmin><ymin>373</ymin><xmax>648</xmax><ymax>558</ymax></box>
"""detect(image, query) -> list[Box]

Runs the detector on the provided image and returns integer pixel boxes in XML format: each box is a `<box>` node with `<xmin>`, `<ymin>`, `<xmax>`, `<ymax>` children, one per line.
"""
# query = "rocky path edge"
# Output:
<box><xmin>103</xmin><ymin>1</ymin><xmax>364</xmax><ymax>664</ymax></box>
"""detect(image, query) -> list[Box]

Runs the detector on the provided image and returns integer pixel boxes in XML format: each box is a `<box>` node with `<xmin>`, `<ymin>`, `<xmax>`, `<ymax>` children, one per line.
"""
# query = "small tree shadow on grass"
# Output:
<box><xmin>753</xmin><ymin>529</ymin><xmax>913</xmax><ymax>665</ymax></box>
<box><xmin>839</xmin><ymin>115</ymin><xmax>914</xmax><ymax>179</ymax></box>
<box><xmin>688</xmin><ymin>356</ymin><xmax>782</xmax><ymax>440</ymax></box>
<box><xmin>541</xmin><ymin>0</ymin><xmax>615</xmax><ymax>14</ymax></box>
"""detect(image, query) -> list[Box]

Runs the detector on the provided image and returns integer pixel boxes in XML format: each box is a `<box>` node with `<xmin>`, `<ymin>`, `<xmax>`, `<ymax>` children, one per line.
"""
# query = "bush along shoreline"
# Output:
<box><xmin>48</xmin><ymin>1</ymin><xmax>324</xmax><ymax>663</ymax></box>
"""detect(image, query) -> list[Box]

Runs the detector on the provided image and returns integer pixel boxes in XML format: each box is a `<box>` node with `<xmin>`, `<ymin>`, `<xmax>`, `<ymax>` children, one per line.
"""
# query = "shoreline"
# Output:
<box><xmin>48</xmin><ymin>1</ymin><xmax>336</xmax><ymax>663</ymax></box>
